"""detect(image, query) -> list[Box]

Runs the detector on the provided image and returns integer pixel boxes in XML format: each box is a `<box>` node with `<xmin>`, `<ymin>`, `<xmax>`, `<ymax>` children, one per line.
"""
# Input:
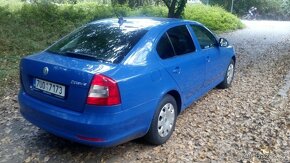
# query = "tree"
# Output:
<box><xmin>282</xmin><ymin>0</ymin><xmax>290</xmax><ymax>19</ymax></box>
<box><xmin>162</xmin><ymin>0</ymin><xmax>187</xmax><ymax>18</ymax></box>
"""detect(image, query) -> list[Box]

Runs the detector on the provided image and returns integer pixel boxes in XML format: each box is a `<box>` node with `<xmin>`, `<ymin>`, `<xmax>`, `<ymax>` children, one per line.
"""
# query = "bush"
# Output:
<box><xmin>132</xmin><ymin>6</ymin><xmax>168</xmax><ymax>17</ymax></box>
<box><xmin>185</xmin><ymin>4</ymin><xmax>244</xmax><ymax>32</ymax></box>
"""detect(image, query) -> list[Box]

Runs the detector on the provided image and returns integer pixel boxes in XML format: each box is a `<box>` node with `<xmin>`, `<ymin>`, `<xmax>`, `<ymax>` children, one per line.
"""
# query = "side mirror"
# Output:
<box><xmin>219</xmin><ymin>38</ymin><xmax>229</xmax><ymax>47</ymax></box>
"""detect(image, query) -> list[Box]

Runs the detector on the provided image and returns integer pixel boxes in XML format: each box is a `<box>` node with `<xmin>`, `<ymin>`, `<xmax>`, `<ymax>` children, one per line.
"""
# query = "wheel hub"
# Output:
<box><xmin>157</xmin><ymin>103</ymin><xmax>175</xmax><ymax>138</ymax></box>
<box><xmin>227</xmin><ymin>63</ymin><xmax>234</xmax><ymax>84</ymax></box>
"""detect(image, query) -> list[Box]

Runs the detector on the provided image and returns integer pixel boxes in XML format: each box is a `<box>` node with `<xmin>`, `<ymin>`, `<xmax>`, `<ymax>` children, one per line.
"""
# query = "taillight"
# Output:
<box><xmin>86</xmin><ymin>74</ymin><xmax>121</xmax><ymax>106</ymax></box>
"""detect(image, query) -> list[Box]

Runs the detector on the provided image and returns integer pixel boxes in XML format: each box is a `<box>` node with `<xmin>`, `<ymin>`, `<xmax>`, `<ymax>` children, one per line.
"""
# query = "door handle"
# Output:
<box><xmin>172</xmin><ymin>67</ymin><xmax>181</xmax><ymax>74</ymax></box>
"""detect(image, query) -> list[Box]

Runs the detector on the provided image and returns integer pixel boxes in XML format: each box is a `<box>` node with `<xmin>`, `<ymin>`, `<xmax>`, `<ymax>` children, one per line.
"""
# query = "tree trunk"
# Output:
<box><xmin>174</xmin><ymin>0</ymin><xmax>186</xmax><ymax>18</ymax></box>
<box><xmin>167</xmin><ymin>0</ymin><xmax>177</xmax><ymax>18</ymax></box>
<box><xmin>168</xmin><ymin>8</ymin><xmax>175</xmax><ymax>18</ymax></box>
<box><xmin>165</xmin><ymin>0</ymin><xmax>187</xmax><ymax>18</ymax></box>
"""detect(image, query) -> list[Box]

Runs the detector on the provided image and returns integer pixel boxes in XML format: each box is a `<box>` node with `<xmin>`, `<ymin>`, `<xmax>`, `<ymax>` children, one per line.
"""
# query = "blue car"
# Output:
<box><xmin>19</xmin><ymin>17</ymin><xmax>235</xmax><ymax>147</ymax></box>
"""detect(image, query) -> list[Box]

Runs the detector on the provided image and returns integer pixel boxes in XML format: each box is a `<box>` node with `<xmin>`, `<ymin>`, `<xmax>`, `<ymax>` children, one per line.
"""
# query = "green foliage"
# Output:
<box><xmin>185</xmin><ymin>4</ymin><xmax>244</xmax><ymax>32</ymax></box>
<box><xmin>111</xmin><ymin>0</ymin><xmax>160</xmax><ymax>8</ymax></box>
<box><xmin>233</xmin><ymin>0</ymin><xmax>285</xmax><ymax>19</ymax></box>
<box><xmin>0</xmin><ymin>2</ymin><xmax>243</xmax><ymax>96</ymax></box>
<box><xmin>0</xmin><ymin>0</ymin><xmax>23</xmax><ymax>11</ymax></box>
<box><xmin>131</xmin><ymin>6</ymin><xmax>168</xmax><ymax>17</ymax></box>
<box><xmin>205</xmin><ymin>0</ymin><xmax>290</xmax><ymax>20</ymax></box>
<box><xmin>282</xmin><ymin>0</ymin><xmax>290</xmax><ymax>18</ymax></box>
<box><xmin>20</xmin><ymin>0</ymin><xmax>77</xmax><ymax>3</ymax></box>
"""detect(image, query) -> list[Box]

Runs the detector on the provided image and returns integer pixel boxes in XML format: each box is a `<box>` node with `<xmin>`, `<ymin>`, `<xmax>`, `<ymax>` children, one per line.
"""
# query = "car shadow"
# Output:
<box><xmin>23</xmin><ymin>129</ymin><xmax>153</xmax><ymax>162</ymax></box>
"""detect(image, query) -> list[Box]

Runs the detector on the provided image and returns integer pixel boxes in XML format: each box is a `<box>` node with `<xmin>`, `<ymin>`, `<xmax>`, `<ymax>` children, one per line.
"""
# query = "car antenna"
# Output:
<box><xmin>112</xmin><ymin>6</ymin><xmax>126</xmax><ymax>27</ymax></box>
<box><xmin>118</xmin><ymin>17</ymin><xmax>125</xmax><ymax>27</ymax></box>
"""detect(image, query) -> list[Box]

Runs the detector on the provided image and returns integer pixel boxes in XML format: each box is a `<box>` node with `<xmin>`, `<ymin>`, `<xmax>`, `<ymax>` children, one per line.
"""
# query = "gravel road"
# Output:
<box><xmin>1</xmin><ymin>20</ymin><xmax>290</xmax><ymax>163</ymax></box>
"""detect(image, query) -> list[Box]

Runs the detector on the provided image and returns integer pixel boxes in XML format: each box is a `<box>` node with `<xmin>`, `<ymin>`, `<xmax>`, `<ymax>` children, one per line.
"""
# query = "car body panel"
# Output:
<box><xmin>19</xmin><ymin>90</ymin><xmax>157</xmax><ymax>147</ymax></box>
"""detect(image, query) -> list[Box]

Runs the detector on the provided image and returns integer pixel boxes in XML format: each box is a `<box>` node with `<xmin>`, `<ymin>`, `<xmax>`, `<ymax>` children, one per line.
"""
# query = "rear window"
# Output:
<box><xmin>47</xmin><ymin>23</ymin><xmax>148</xmax><ymax>63</ymax></box>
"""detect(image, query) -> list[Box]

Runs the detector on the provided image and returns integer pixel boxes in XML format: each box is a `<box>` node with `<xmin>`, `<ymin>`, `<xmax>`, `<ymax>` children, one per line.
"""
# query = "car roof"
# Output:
<box><xmin>89</xmin><ymin>17</ymin><xmax>201</xmax><ymax>30</ymax></box>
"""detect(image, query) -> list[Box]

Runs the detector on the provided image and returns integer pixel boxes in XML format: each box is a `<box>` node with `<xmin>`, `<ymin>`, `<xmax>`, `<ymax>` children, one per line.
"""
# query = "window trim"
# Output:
<box><xmin>165</xmin><ymin>32</ymin><xmax>177</xmax><ymax>55</ymax></box>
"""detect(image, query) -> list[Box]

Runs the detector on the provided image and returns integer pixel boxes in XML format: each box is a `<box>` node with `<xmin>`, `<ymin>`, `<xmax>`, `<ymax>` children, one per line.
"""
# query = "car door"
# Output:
<box><xmin>156</xmin><ymin>25</ymin><xmax>206</xmax><ymax>106</ymax></box>
<box><xmin>190</xmin><ymin>25</ymin><xmax>223</xmax><ymax>87</ymax></box>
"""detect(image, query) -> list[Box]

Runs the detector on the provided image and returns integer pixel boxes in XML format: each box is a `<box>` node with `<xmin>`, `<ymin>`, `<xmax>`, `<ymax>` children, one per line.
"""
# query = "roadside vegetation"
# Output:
<box><xmin>0</xmin><ymin>1</ymin><xmax>243</xmax><ymax>96</ymax></box>
<box><xmin>202</xmin><ymin>0</ymin><xmax>290</xmax><ymax>20</ymax></box>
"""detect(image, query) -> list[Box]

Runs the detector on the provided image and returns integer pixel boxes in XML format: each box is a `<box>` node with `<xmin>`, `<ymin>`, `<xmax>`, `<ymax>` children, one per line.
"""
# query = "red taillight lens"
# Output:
<box><xmin>86</xmin><ymin>74</ymin><xmax>121</xmax><ymax>106</ymax></box>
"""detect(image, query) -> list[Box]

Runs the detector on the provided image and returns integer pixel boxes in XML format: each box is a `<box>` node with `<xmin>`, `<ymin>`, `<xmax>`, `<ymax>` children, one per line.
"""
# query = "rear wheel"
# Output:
<box><xmin>217</xmin><ymin>59</ymin><xmax>235</xmax><ymax>89</ymax></box>
<box><xmin>144</xmin><ymin>95</ymin><xmax>177</xmax><ymax>145</ymax></box>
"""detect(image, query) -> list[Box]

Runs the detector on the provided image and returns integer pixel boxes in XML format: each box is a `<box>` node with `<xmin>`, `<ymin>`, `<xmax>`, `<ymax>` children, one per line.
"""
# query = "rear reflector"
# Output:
<box><xmin>77</xmin><ymin>135</ymin><xmax>104</xmax><ymax>142</ymax></box>
<box><xmin>86</xmin><ymin>74</ymin><xmax>121</xmax><ymax>106</ymax></box>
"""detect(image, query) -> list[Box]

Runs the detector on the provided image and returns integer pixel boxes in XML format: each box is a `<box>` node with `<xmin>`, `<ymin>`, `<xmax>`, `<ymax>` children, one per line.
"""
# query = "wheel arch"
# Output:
<box><xmin>232</xmin><ymin>55</ymin><xmax>236</xmax><ymax>64</ymax></box>
<box><xmin>166</xmin><ymin>90</ymin><xmax>182</xmax><ymax>115</ymax></box>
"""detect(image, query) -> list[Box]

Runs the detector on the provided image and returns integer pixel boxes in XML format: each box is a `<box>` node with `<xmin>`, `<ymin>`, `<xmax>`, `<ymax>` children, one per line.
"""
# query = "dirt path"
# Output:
<box><xmin>0</xmin><ymin>20</ymin><xmax>290</xmax><ymax>163</ymax></box>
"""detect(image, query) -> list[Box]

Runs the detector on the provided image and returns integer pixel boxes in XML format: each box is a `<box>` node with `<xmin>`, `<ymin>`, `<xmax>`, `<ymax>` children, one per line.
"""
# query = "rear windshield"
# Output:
<box><xmin>47</xmin><ymin>23</ymin><xmax>148</xmax><ymax>63</ymax></box>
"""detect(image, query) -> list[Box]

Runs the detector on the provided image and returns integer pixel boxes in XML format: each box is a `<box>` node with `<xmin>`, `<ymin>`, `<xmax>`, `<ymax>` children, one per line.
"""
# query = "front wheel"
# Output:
<box><xmin>217</xmin><ymin>59</ymin><xmax>235</xmax><ymax>89</ymax></box>
<box><xmin>144</xmin><ymin>95</ymin><xmax>177</xmax><ymax>145</ymax></box>
<box><xmin>242</xmin><ymin>14</ymin><xmax>252</xmax><ymax>20</ymax></box>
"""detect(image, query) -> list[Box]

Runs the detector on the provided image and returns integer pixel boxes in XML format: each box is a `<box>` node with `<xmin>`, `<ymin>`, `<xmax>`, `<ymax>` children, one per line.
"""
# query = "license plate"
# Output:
<box><xmin>34</xmin><ymin>78</ymin><xmax>65</xmax><ymax>97</ymax></box>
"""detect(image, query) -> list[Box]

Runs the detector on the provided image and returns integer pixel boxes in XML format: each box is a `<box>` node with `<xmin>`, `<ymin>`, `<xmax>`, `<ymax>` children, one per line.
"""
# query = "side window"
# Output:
<box><xmin>190</xmin><ymin>25</ymin><xmax>218</xmax><ymax>49</ymax></box>
<box><xmin>167</xmin><ymin>25</ymin><xmax>196</xmax><ymax>55</ymax></box>
<box><xmin>156</xmin><ymin>33</ymin><xmax>175</xmax><ymax>59</ymax></box>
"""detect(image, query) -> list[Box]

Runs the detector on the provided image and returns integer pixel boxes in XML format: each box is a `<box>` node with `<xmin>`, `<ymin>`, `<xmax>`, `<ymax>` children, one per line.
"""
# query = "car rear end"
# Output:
<box><xmin>19</xmin><ymin>53</ymin><xmax>124</xmax><ymax>146</ymax></box>
<box><xmin>18</xmin><ymin>18</ymin><xmax>158</xmax><ymax>147</ymax></box>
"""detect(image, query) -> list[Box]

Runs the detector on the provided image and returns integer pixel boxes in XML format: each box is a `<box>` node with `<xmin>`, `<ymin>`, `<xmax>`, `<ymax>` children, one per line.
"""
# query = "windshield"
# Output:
<box><xmin>47</xmin><ymin>23</ymin><xmax>148</xmax><ymax>63</ymax></box>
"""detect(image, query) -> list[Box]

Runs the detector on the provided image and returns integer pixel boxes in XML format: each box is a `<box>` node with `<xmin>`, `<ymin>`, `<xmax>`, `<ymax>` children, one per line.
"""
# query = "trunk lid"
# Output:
<box><xmin>20</xmin><ymin>51</ymin><xmax>118</xmax><ymax>112</ymax></box>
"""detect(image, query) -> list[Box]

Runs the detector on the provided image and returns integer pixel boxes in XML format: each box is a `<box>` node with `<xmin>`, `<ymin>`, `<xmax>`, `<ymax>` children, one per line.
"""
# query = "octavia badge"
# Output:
<box><xmin>43</xmin><ymin>67</ymin><xmax>49</xmax><ymax>75</ymax></box>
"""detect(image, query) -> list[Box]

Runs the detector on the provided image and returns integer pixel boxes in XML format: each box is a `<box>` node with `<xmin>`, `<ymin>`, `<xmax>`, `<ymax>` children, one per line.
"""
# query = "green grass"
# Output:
<box><xmin>0</xmin><ymin>3</ymin><xmax>243</xmax><ymax>96</ymax></box>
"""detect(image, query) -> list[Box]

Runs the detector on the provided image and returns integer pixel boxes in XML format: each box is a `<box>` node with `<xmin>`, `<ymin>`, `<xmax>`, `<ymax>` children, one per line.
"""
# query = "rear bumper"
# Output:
<box><xmin>18</xmin><ymin>90</ymin><xmax>156</xmax><ymax>147</ymax></box>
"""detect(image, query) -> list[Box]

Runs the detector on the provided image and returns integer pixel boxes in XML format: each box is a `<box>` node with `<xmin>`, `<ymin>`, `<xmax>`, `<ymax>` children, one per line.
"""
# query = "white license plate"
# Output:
<box><xmin>34</xmin><ymin>78</ymin><xmax>65</xmax><ymax>97</ymax></box>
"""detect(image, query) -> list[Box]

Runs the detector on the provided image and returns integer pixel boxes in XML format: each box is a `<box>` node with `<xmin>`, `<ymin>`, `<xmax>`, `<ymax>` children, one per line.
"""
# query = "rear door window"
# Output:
<box><xmin>167</xmin><ymin>25</ymin><xmax>196</xmax><ymax>55</ymax></box>
<box><xmin>156</xmin><ymin>33</ymin><xmax>175</xmax><ymax>59</ymax></box>
<box><xmin>156</xmin><ymin>25</ymin><xmax>196</xmax><ymax>59</ymax></box>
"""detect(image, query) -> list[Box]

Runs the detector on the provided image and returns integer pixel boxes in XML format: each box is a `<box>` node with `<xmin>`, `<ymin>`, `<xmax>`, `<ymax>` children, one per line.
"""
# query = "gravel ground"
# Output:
<box><xmin>0</xmin><ymin>20</ymin><xmax>290</xmax><ymax>163</ymax></box>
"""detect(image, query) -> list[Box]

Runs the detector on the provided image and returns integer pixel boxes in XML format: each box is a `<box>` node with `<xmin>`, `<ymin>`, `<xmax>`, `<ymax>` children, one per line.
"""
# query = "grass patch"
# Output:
<box><xmin>0</xmin><ymin>3</ymin><xmax>243</xmax><ymax>96</ymax></box>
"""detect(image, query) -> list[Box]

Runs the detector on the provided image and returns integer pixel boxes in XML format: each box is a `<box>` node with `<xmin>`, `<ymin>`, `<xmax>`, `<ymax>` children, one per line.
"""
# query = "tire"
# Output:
<box><xmin>217</xmin><ymin>59</ymin><xmax>235</xmax><ymax>89</ymax></box>
<box><xmin>144</xmin><ymin>95</ymin><xmax>177</xmax><ymax>145</ymax></box>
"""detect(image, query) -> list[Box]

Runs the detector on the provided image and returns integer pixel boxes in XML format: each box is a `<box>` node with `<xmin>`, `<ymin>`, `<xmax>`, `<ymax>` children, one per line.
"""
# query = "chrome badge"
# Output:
<box><xmin>43</xmin><ymin>67</ymin><xmax>49</xmax><ymax>75</ymax></box>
